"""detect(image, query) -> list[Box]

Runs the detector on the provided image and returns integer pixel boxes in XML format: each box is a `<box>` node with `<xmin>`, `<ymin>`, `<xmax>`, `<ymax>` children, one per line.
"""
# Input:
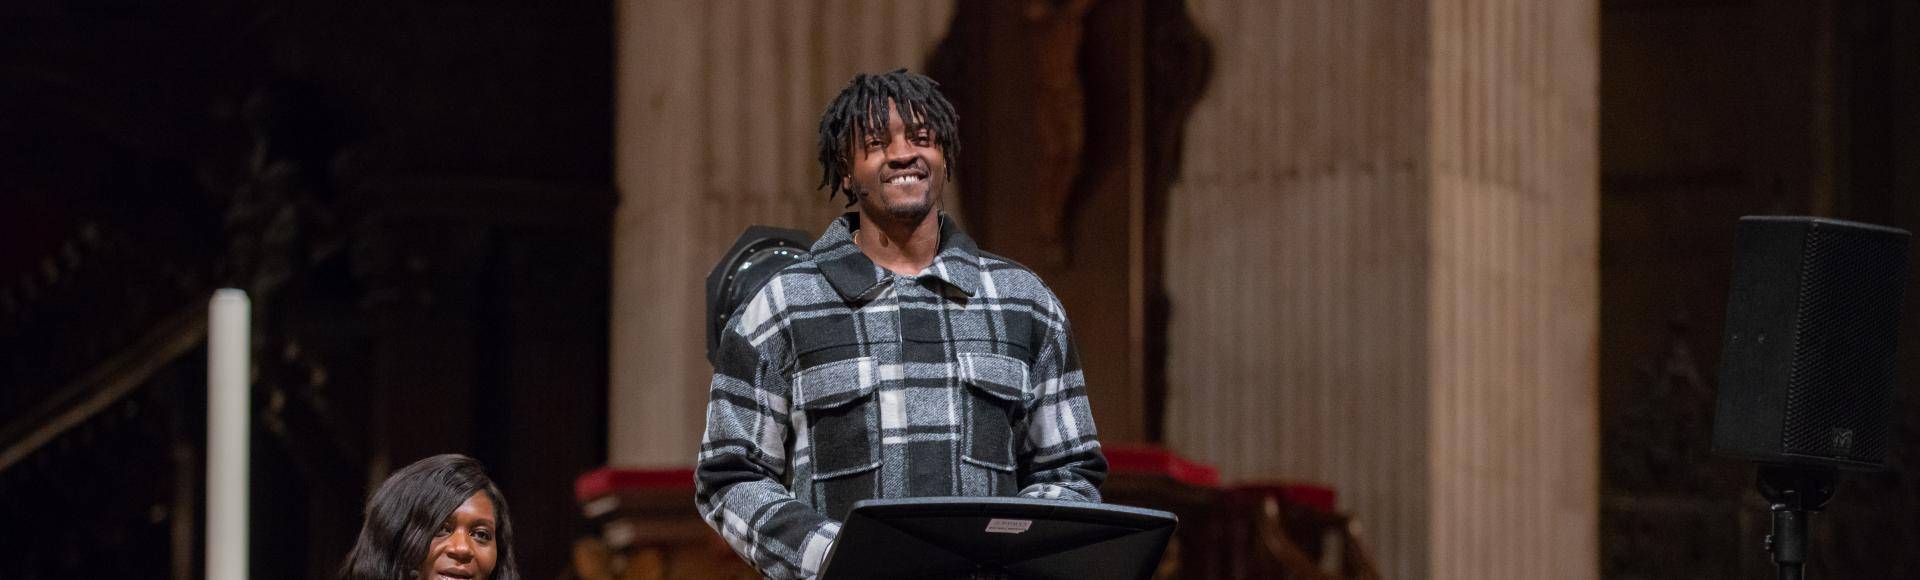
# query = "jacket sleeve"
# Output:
<box><xmin>1015</xmin><ymin>293</ymin><xmax>1108</xmax><ymax>502</ymax></box>
<box><xmin>695</xmin><ymin>320</ymin><xmax>838</xmax><ymax>579</ymax></box>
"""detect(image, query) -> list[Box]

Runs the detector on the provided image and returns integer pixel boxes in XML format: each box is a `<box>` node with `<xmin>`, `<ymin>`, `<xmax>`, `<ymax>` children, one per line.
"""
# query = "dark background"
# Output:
<box><xmin>0</xmin><ymin>1</ymin><xmax>611</xmax><ymax>578</ymax></box>
<box><xmin>6</xmin><ymin>0</ymin><xmax>1920</xmax><ymax>578</ymax></box>
<box><xmin>1600</xmin><ymin>0</ymin><xmax>1920</xmax><ymax>578</ymax></box>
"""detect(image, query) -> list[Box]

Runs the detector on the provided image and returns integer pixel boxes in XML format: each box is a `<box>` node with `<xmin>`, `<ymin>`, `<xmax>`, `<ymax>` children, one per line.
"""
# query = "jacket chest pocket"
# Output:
<box><xmin>958</xmin><ymin>352</ymin><xmax>1030</xmax><ymax>476</ymax></box>
<box><xmin>794</xmin><ymin>357</ymin><xmax>883</xmax><ymax>481</ymax></box>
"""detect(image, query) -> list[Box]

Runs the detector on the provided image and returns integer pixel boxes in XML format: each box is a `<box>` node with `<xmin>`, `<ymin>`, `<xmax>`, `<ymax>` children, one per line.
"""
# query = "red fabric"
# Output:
<box><xmin>574</xmin><ymin>451</ymin><xmax>1338</xmax><ymax>513</ymax></box>
<box><xmin>1232</xmin><ymin>483</ymin><xmax>1339</xmax><ymax>512</ymax></box>
<box><xmin>1103</xmin><ymin>444</ymin><xmax>1221</xmax><ymax>487</ymax></box>
<box><xmin>574</xmin><ymin>466</ymin><xmax>695</xmax><ymax>503</ymax></box>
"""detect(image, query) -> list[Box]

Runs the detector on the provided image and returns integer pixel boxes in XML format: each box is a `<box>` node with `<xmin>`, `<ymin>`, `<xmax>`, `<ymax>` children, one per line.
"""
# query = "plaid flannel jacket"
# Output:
<box><xmin>695</xmin><ymin>212</ymin><xmax>1108</xmax><ymax>579</ymax></box>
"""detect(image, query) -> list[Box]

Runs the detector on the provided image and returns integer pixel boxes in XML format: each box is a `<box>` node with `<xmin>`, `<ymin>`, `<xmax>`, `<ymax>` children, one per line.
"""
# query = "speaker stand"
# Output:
<box><xmin>1755</xmin><ymin>465</ymin><xmax>1837</xmax><ymax>580</ymax></box>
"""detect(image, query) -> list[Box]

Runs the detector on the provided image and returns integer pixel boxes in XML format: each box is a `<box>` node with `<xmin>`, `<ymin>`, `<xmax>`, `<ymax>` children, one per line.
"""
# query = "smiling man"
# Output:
<box><xmin>694</xmin><ymin>69</ymin><xmax>1108</xmax><ymax>579</ymax></box>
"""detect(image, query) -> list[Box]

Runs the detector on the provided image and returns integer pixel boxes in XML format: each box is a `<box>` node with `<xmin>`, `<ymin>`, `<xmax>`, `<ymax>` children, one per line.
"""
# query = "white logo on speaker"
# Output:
<box><xmin>1829</xmin><ymin>427</ymin><xmax>1855</xmax><ymax>454</ymax></box>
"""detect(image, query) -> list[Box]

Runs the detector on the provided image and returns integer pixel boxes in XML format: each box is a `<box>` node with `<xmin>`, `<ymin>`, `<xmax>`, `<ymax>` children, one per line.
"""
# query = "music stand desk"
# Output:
<box><xmin>819</xmin><ymin>496</ymin><xmax>1177</xmax><ymax>580</ymax></box>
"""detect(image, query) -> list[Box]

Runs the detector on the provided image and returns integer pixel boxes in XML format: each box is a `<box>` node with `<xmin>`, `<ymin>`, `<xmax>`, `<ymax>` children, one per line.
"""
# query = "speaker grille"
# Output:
<box><xmin>1781</xmin><ymin>224</ymin><xmax>1908</xmax><ymax>463</ymax></box>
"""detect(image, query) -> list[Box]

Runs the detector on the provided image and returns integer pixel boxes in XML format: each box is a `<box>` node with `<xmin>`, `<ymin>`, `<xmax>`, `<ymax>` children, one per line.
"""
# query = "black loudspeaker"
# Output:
<box><xmin>705</xmin><ymin>226</ymin><xmax>813</xmax><ymax>365</ymax></box>
<box><xmin>1712</xmin><ymin>216</ymin><xmax>1912</xmax><ymax>471</ymax></box>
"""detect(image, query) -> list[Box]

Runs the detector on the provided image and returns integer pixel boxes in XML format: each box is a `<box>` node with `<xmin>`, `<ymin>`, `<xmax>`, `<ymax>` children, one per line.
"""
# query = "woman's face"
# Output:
<box><xmin>417</xmin><ymin>491</ymin><xmax>499</xmax><ymax>580</ymax></box>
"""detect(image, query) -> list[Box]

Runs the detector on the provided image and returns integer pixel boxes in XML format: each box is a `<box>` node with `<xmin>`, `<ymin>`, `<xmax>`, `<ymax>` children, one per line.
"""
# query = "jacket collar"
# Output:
<box><xmin>811</xmin><ymin>212</ymin><xmax>982</xmax><ymax>303</ymax></box>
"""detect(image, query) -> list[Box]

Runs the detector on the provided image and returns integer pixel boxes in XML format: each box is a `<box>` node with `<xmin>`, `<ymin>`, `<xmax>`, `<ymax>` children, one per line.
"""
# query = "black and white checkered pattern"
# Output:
<box><xmin>695</xmin><ymin>212</ymin><xmax>1108</xmax><ymax>579</ymax></box>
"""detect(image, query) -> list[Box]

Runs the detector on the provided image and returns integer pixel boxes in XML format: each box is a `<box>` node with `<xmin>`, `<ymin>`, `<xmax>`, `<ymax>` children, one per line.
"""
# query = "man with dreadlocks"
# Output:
<box><xmin>695</xmin><ymin>69</ymin><xmax>1108</xmax><ymax>578</ymax></box>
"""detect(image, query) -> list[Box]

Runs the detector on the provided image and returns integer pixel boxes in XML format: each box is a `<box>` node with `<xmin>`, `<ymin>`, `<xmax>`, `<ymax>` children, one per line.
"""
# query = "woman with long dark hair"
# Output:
<box><xmin>340</xmin><ymin>454</ymin><xmax>521</xmax><ymax>580</ymax></box>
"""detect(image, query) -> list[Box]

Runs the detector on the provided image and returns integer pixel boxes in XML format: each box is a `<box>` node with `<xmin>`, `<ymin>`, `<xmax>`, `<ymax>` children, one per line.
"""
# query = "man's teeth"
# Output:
<box><xmin>887</xmin><ymin>175</ymin><xmax>922</xmax><ymax>185</ymax></box>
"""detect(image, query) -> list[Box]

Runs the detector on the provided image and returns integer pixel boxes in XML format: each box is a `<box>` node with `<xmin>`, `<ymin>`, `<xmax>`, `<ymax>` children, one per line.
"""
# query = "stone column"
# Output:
<box><xmin>611</xmin><ymin>1</ymin><xmax>958</xmax><ymax>467</ymax></box>
<box><xmin>1163</xmin><ymin>1</ymin><xmax>1598</xmax><ymax>578</ymax></box>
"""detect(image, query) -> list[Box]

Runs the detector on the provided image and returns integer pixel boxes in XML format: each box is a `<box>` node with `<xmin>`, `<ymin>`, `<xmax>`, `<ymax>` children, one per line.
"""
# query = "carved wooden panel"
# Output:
<box><xmin>1</xmin><ymin>2</ymin><xmax>616</xmax><ymax>578</ymax></box>
<box><xmin>1600</xmin><ymin>1</ymin><xmax>1920</xmax><ymax>578</ymax></box>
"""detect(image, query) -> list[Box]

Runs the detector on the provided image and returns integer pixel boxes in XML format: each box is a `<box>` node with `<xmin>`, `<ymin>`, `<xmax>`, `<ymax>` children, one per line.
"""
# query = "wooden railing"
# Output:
<box><xmin>0</xmin><ymin>213</ymin><xmax>223</xmax><ymax>579</ymax></box>
<box><xmin>0</xmin><ymin>152</ymin><xmax>362</xmax><ymax>577</ymax></box>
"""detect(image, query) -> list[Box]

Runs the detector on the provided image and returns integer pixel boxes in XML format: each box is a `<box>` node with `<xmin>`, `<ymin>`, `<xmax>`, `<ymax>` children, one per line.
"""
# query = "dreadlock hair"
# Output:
<box><xmin>816</xmin><ymin>69</ymin><xmax>961</xmax><ymax>206</ymax></box>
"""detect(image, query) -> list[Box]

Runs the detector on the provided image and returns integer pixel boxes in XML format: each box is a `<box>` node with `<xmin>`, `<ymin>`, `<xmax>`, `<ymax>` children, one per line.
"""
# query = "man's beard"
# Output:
<box><xmin>857</xmin><ymin>184</ymin><xmax>937</xmax><ymax>224</ymax></box>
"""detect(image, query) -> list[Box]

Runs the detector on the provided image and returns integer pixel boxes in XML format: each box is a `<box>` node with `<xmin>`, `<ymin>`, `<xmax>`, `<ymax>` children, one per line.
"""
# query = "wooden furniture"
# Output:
<box><xmin>572</xmin><ymin>447</ymin><xmax>1381</xmax><ymax>579</ymax></box>
<box><xmin>1101</xmin><ymin>445</ymin><xmax>1384</xmax><ymax>580</ymax></box>
<box><xmin>569</xmin><ymin>468</ymin><xmax>756</xmax><ymax>580</ymax></box>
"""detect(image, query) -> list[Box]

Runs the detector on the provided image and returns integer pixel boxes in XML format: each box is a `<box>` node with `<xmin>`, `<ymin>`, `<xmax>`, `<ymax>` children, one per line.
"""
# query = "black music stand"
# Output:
<box><xmin>818</xmin><ymin>497</ymin><xmax>1177</xmax><ymax>580</ymax></box>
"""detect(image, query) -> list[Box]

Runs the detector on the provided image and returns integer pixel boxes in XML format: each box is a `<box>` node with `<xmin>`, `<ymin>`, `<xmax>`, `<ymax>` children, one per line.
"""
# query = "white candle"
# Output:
<box><xmin>207</xmin><ymin>289</ymin><xmax>250</xmax><ymax>580</ymax></box>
